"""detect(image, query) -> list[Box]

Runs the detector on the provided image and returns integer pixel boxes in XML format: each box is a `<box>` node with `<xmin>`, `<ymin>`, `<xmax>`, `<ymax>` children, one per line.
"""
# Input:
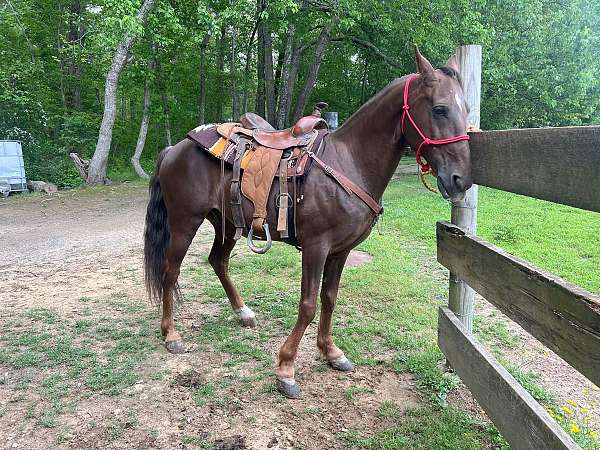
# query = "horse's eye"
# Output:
<box><xmin>432</xmin><ymin>105</ymin><xmax>448</xmax><ymax>117</ymax></box>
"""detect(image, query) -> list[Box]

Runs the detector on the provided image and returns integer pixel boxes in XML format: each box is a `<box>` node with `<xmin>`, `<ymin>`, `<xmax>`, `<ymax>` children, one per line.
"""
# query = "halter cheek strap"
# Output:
<box><xmin>401</xmin><ymin>75</ymin><xmax>470</xmax><ymax>176</ymax></box>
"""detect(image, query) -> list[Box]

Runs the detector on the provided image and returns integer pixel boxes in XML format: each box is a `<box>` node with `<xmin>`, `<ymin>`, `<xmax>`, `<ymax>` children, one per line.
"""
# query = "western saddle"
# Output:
<box><xmin>215</xmin><ymin>103</ymin><xmax>329</xmax><ymax>253</ymax></box>
<box><xmin>187</xmin><ymin>102</ymin><xmax>383</xmax><ymax>254</ymax></box>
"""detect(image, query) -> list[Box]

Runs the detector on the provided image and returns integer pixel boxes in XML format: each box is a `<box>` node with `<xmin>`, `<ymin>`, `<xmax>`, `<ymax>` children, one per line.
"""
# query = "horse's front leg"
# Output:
<box><xmin>276</xmin><ymin>245</ymin><xmax>327</xmax><ymax>398</ymax></box>
<box><xmin>317</xmin><ymin>251</ymin><xmax>354</xmax><ymax>372</ymax></box>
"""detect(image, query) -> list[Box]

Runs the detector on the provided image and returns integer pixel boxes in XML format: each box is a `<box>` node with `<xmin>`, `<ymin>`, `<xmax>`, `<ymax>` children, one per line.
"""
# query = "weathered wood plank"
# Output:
<box><xmin>437</xmin><ymin>221</ymin><xmax>600</xmax><ymax>386</ymax></box>
<box><xmin>448</xmin><ymin>44</ymin><xmax>481</xmax><ymax>331</ymax></box>
<box><xmin>469</xmin><ymin>126</ymin><xmax>600</xmax><ymax>213</ymax></box>
<box><xmin>438</xmin><ymin>307</ymin><xmax>580</xmax><ymax>450</ymax></box>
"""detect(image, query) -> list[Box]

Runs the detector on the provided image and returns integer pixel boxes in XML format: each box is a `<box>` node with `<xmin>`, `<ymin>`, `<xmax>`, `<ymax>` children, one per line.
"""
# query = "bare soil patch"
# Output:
<box><xmin>0</xmin><ymin>186</ymin><xmax>422</xmax><ymax>449</ymax></box>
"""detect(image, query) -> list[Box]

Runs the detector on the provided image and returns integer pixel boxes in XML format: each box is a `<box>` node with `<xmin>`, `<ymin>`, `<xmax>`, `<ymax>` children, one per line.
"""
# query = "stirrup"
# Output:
<box><xmin>247</xmin><ymin>223</ymin><xmax>272</xmax><ymax>254</ymax></box>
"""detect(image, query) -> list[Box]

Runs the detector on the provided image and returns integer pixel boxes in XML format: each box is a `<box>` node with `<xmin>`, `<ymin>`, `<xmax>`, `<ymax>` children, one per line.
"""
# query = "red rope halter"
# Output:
<box><xmin>401</xmin><ymin>75</ymin><xmax>470</xmax><ymax>176</ymax></box>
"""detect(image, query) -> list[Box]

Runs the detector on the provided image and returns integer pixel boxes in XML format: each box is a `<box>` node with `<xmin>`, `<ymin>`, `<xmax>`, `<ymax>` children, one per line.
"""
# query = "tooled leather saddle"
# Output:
<box><xmin>187</xmin><ymin>103</ymin><xmax>330</xmax><ymax>253</ymax></box>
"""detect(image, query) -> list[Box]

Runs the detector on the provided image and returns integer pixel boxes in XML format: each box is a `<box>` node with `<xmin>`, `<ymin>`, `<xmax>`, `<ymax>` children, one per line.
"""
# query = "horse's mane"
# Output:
<box><xmin>334</xmin><ymin>66</ymin><xmax>462</xmax><ymax>135</ymax></box>
<box><xmin>439</xmin><ymin>66</ymin><xmax>462</xmax><ymax>86</ymax></box>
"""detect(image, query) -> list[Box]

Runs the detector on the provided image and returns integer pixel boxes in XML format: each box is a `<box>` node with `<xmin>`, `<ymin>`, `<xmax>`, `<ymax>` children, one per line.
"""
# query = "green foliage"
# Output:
<box><xmin>1</xmin><ymin>0</ymin><xmax>599</xmax><ymax>187</ymax></box>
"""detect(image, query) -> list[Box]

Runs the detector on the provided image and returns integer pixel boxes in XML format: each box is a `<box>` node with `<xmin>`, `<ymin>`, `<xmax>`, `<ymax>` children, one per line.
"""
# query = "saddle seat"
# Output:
<box><xmin>236</xmin><ymin>102</ymin><xmax>329</xmax><ymax>149</ymax></box>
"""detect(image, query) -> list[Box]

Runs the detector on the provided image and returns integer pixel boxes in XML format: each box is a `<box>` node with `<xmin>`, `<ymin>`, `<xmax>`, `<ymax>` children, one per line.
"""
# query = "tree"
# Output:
<box><xmin>86</xmin><ymin>0</ymin><xmax>157</xmax><ymax>184</ymax></box>
<box><xmin>2</xmin><ymin>0</ymin><xmax>600</xmax><ymax>188</ymax></box>
<box><xmin>131</xmin><ymin>74</ymin><xmax>152</xmax><ymax>179</ymax></box>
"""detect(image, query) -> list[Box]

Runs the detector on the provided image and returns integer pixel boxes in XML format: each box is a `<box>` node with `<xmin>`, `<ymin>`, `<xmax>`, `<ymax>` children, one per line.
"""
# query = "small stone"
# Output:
<box><xmin>27</xmin><ymin>180</ymin><xmax>58</xmax><ymax>194</ymax></box>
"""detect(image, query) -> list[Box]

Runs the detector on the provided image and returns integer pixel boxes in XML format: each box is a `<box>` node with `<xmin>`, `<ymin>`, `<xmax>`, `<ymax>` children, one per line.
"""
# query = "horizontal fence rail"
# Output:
<box><xmin>439</xmin><ymin>307</ymin><xmax>579</xmax><ymax>450</ymax></box>
<box><xmin>437</xmin><ymin>221</ymin><xmax>600</xmax><ymax>387</ymax></box>
<box><xmin>469</xmin><ymin>126</ymin><xmax>600</xmax><ymax>213</ymax></box>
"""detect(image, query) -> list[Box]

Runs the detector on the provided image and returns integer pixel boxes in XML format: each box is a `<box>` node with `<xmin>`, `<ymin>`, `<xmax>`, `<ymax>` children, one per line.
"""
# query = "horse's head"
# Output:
<box><xmin>402</xmin><ymin>47</ymin><xmax>473</xmax><ymax>202</ymax></box>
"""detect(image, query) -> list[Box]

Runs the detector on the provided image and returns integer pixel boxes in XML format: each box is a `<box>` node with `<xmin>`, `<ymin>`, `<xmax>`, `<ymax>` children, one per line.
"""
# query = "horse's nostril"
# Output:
<box><xmin>452</xmin><ymin>174</ymin><xmax>465</xmax><ymax>192</ymax></box>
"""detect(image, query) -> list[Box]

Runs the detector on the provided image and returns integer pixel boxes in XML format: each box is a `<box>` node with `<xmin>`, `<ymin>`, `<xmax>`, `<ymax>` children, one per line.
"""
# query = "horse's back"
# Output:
<box><xmin>158</xmin><ymin>138</ymin><xmax>221</xmax><ymax>216</ymax></box>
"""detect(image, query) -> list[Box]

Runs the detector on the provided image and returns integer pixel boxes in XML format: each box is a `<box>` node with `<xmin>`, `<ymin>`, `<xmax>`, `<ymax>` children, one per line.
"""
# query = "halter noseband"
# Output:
<box><xmin>401</xmin><ymin>75</ymin><xmax>470</xmax><ymax>176</ymax></box>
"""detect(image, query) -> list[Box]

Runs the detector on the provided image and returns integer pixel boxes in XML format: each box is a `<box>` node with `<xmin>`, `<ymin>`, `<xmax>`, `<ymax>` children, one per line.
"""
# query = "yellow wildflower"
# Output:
<box><xmin>570</xmin><ymin>423</ymin><xmax>580</xmax><ymax>433</ymax></box>
<box><xmin>588</xmin><ymin>431</ymin><xmax>597</xmax><ymax>437</ymax></box>
<box><xmin>562</xmin><ymin>406</ymin><xmax>573</xmax><ymax>415</ymax></box>
<box><xmin>567</xmin><ymin>399</ymin><xmax>577</xmax><ymax>407</ymax></box>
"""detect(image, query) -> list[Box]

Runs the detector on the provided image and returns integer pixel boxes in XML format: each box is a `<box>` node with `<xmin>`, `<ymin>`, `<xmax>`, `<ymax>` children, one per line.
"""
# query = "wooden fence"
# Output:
<box><xmin>440</xmin><ymin>126</ymin><xmax>600</xmax><ymax>450</ymax></box>
<box><xmin>438</xmin><ymin>46</ymin><xmax>600</xmax><ymax>450</ymax></box>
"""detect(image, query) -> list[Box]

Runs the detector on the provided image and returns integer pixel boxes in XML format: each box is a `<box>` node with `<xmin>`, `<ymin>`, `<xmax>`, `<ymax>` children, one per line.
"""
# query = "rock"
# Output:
<box><xmin>173</xmin><ymin>369</ymin><xmax>205</xmax><ymax>388</ymax></box>
<box><xmin>27</xmin><ymin>180</ymin><xmax>58</xmax><ymax>194</ymax></box>
<box><xmin>0</xmin><ymin>181</ymin><xmax>10</xmax><ymax>197</ymax></box>
<box><xmin>214</xmin><ymin>435</ymin><xmax>246</xmax><ymax>450</ymax></box>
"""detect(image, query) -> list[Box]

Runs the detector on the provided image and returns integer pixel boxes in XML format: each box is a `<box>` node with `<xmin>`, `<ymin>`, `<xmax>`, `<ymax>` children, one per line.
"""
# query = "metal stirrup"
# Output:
<box><xmin>247</xmin><ymin>223</ymin><xmax>272</xmax><ymax>254</ymax></box>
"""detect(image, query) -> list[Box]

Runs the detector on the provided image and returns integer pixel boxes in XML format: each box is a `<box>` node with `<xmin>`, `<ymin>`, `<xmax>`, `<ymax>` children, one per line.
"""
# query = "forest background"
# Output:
<box><xmin>1</xmin><ymin>0</ymin><xmax>598</xmax><ymax>186</ymax></box>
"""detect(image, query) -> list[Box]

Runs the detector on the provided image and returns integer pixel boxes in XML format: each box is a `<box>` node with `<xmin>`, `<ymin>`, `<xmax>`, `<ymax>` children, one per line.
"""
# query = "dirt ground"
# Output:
<box><xmin>0</xmin><ymin>185</ymin><xmax>422</xmax><ymax>449</ymax></box>
<box><xmin>1</xmin><ymin>184</ymin><xmax>597</xmax><ymax>449</ymax></box>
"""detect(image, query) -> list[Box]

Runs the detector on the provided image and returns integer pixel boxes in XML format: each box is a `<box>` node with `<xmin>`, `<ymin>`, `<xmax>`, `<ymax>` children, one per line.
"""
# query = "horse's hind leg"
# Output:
<box><xmin>317</xmin><ymin>251</ymin><xmax>354</xmax><ymax>372</ymax></box>
<box><xmin>207</xmin><ymin>214</ymin><xmax>257</xmax><ymax>328</ymax></box>
<box><xmin>161</xmin><ymin>221</ymin><xmax>202</xmax><ymax>353</ymax></box>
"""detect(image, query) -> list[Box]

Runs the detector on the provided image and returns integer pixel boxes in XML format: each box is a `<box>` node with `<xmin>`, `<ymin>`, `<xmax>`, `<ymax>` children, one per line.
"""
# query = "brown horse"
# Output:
<box><xmin>143</xmin><ymin>48</ymin><xmax>472</xmax><ymax>398</ymax></box>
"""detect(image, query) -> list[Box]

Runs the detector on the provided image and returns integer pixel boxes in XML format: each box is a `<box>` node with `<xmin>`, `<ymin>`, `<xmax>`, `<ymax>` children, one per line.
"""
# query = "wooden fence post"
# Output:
<box><xmin>448</xmin><ymin>45</ymin><xmax>481</xmax><ymax>332</ymax></box>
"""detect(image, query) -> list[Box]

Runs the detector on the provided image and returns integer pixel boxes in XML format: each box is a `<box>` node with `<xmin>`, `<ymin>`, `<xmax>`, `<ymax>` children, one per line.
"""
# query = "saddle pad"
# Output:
<box><xmin>187</xmin><ymin>125</ymin><xmax>255</xmax><ymax>170</ymax></box>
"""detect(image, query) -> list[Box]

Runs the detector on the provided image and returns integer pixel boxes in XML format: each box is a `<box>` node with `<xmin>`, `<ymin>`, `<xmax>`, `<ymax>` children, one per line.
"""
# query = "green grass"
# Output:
<box><xmin>387</xmin><ymin>176</ymin><xmax>600</xmax><ymax>295</ymax></box>
<box><xmin>0</xmin><ymin>303</ymin><xmax>158</xmax><ymax>432</ymax></box>
<box><xmin>341</xmin><ymin>407</ymin><xmax>485</xmax><ymax>450</ymax></box>
<box><xmin>185</xmin><ymin>174</ymin><xmax>599</xmax><ymax>448</ymax></box>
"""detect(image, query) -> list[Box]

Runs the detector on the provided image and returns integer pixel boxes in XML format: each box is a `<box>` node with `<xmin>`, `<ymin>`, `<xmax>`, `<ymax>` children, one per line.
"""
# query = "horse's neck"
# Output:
<box><xmin>328</xmin><ymin>78</ymin><xmax>408</xmax><ymax>199</ymax></box>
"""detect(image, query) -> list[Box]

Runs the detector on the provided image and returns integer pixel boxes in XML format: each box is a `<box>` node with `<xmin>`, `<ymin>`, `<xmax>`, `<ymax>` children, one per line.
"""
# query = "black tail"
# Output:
<box><xmin>144</xmin><ymin>149</ymin><xmax>178</xmax><ymax>305</ymax></box>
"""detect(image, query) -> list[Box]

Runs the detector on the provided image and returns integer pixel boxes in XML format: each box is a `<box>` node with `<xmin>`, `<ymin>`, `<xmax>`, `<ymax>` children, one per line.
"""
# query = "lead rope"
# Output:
<box><xmin>420</xmin><ymin>171</ymin><xmax>438</xmax><ymax>193</ymax></box>
<box><xmin>376</xmin><ymin>198</ymin><xmax>384</xmax><ymax>235</ymax></box>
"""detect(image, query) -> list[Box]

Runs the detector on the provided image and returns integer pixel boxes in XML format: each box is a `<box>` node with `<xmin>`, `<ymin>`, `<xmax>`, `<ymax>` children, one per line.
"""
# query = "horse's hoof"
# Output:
<box><xmin>276</xmin><ymin>377</ymin><xmax>301</xmax><ymax>399</ymax></box>
<box><xmin>329</xmin><ymin>356</ymin><xmax>354</xmax><ymax>372</ymax></box>
<box><xmin>237</xmin><ymin>305</ymin><xmax>257</xmax><ymax>328</ymax></box>
<box><xmin>165</xmin><ymin>339</ymin><xmax>186</xmax><ymax>354</ymax></box>
<box><xmin>240</xmin><ymin>316</ymin><xmax>257</xmax><ymax>328</ymax></box>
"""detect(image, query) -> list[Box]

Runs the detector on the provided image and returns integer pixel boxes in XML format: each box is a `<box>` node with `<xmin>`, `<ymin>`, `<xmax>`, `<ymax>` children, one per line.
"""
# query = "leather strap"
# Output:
<box><xmin>308</xmin><ymin>152</ymin><xmax>383</xmax><ymax>216</ymax></box>
<box><xmin>230</xmin><ymin>135</ymin><xmax>250</xmax><ymax>240</ymax></box>
<box><xmin>277</xmin><ymin>158</ymin><xmax>289</xmax><ymax>238</ymax></box>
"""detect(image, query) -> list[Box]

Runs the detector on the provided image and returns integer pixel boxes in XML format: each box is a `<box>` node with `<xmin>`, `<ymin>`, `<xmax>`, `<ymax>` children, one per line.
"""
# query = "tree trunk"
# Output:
<box><xmin>230</xmin><ymin>26</ymin><xmax>239</xmax><ymax>120</ymax></box>
<box><xmin>215</xmin><ymin>26</ymin><xmax>227</xmax><ymax>122</ymax></box>
<box><xmin>161</xmin><ymin>90</ymin><xmax>172</xmax><ymax>146</ymax></box>
<box><xmin>198</xmin><ymin>33</ymin><xmax>210</xmax><ymax>124</ymax></box>
<box><xmin>131</xmin><ymin>78</ymin><xmax>151</xmax><ymax>179</ymax></box>
<box><xmin>275</xmin><ymin>23</ymin><xmax>297</xmax><ymax>128</ymax></box>
<box><xmin>86</xmin><ymin>0</ymin><xmax>156</xmax><ymax>185</ymax></box>
<box><xmin>154</xmin><ymin>56</ymin><xmax>172</xmax><ymax>146</ymax></box>
<box><xmin>262</xmin><ymin>19</ymin><xmax>276</xmax><ymax>124</ymax></box>
<box><xmin>255</xmin><ymin>4</ymin><xmax>266</xmax><ymax>117</ymax></box>
<box><xmin>67</xmin><ymin>0</ymin><xmax>83</xmax><ymax>110</ymax></box>
<box><xmin>360</xmin><ymin>58</ymin><xmax>369</xmax><ymax>105</ymax></box>
<box><xmin>291</xmin><ymin>15</ymin><xmax>339</xmax><ymax>123</ymax></box>
<box><xmin>241</xmin><ymin>20</ymin><xmax>258</xmax><ymax>113</ymax></box>
<box><xmin>273</xmin><ymin>37</ymin><xmax>285</xmax><ymax>101</ymax></box>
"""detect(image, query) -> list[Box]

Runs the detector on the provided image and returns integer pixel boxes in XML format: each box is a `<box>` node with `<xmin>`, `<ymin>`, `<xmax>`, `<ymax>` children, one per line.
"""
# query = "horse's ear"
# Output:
<box><xmin>446</xmin><ymin>53</ymin><xmax>460</xmax><ymax>72</ymax></box>
<box><xmin>414</xmin><ymin>45</ymin><xmax>434</xmax><ymax>75</ymax></box>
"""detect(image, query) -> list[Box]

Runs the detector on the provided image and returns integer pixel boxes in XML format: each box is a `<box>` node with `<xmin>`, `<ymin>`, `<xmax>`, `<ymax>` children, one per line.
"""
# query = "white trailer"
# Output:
<box><xmin>0</xmin><ymin>140</ymin><xmax>28</xmax><ymax>197</ymax></box>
